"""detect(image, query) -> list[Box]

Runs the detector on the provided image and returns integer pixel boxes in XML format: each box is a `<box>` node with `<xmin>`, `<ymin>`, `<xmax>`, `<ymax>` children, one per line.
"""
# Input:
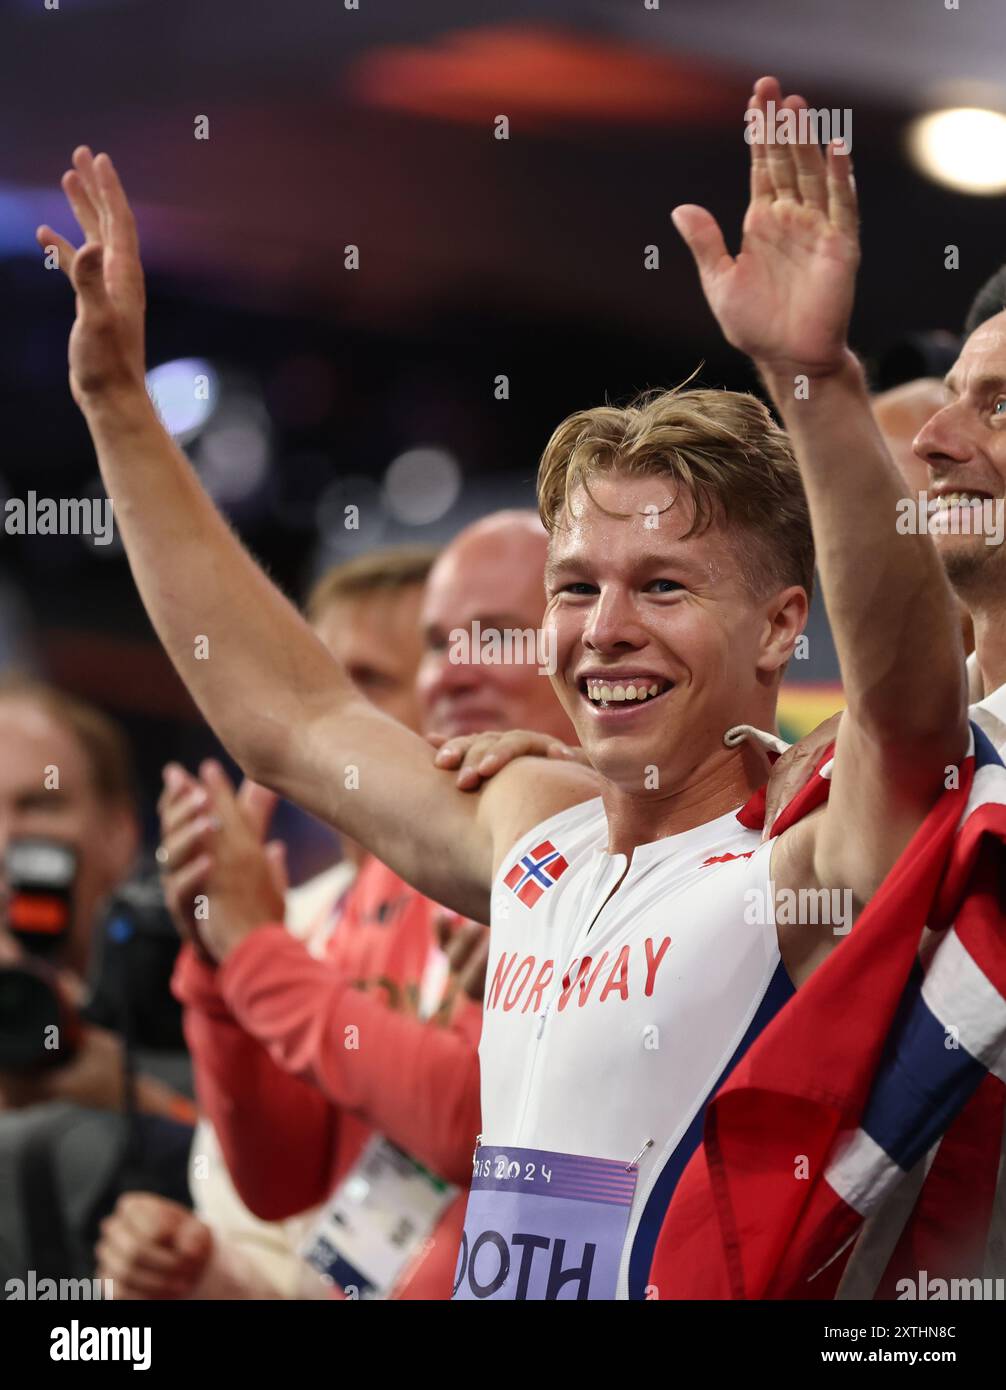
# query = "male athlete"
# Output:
<box><xmin>914</xmin><ymin>282</ymin><xmax>1006</xmax><ymax>746</ymax></box>
<box><xmin>754</xmin><ymin>289</ymin><xmax>1006</xmax><ymax>830</ymax></box>
<box><xmin>39</xmin><ymin>75</ymin><xmax>968</xmax><ymax>1297</ymax></box>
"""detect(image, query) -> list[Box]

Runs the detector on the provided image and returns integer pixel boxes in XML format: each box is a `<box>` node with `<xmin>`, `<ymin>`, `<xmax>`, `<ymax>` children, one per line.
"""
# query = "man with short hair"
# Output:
<box><xmin>766</xmin><ymin>272</ymin><xmax>1006</xmax><ymax>822</ymax></box>
<box><xmin>914</xmin><ymin>272</ymin><xmax>1006</xmax><ymax>748</ymax></box>
<box><xmin>40</xmin><ymin>75</ymin><xmax>970</xmax><ymax>1297</ymax></box>
<box><xmin>0</xmin><ymin>680</ymin><xmax>194</xmax><ymax>1288</ymax></box>
<box><xmin>0</xmin><ymin>677</ymin><xmax>139</xmax><ymax>984</ymax></box>
<box><xmin>963</xmin><ymin>266</ymin><xmax>1006</xmax><ymax>340</ymax></box>
<box><xmin>0</xmin><ymin>679</ymin><xmax>189</xmax><ymax>1119</ymax></box>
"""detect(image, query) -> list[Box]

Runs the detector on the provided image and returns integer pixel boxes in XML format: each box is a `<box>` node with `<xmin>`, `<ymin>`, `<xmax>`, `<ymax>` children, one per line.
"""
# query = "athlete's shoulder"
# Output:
<box><xmin>476</xmin><ymin>755</ymin><xmax>602</xmax><ymax>878</ymax></box>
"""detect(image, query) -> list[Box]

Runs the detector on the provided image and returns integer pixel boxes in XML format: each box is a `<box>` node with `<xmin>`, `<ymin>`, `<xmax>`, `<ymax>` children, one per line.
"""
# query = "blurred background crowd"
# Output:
<box><xmin>1</xmin><ymin>0</ymin><xmax>1004</xmax><ymax>1298</ymax></box>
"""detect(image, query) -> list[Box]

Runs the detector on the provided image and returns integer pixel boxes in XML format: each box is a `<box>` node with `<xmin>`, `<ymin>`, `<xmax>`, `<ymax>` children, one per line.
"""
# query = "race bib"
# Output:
<box><xmin>301</xmin><ymin>1136</ymin><xmax>457</xmax><ymax>1298</ymax></box>
<box><xmin>453</xmin><ymin>1146</ymin><xmax>637</xmax><ymax>1300</ymax></box>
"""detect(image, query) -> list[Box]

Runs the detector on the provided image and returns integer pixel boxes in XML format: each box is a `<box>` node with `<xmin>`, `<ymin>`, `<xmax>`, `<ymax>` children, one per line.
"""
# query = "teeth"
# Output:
<box><xmin>585</xmin><ymin>680</ymin><xmax>667</xmax><ymax>704</ymax></box>
<box><xmin>934</xmin><ymin>493</ymin><xmax>985</xmax><ymax>508</ymax></box>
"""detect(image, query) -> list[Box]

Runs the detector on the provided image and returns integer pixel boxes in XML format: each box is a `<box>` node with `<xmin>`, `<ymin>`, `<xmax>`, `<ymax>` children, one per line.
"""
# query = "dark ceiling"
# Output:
<box><xmin>4</xmin><ymin>0</ymin><xmax>1005</xmax><ymax>347</ymax></box>
<box><xmin>1</xmin><ymin>0</ymin><xmax>1004</xmax><ymax>769</ymax></box>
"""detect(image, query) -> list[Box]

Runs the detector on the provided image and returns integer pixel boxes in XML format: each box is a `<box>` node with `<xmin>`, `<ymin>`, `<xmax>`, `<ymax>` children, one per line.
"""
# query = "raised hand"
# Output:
<box><xmin>672</xmin><ymin>76</ymin><xmax>859</xmax><ymax>379</ymax></box>
<box><xmin>36</xmin><ymin>147</ymin><xmax>147</xmax><ymax>406</ymax></box>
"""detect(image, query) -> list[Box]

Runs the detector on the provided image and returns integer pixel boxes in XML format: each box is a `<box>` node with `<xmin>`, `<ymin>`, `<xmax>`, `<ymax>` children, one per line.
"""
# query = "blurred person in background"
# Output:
<box><xmin>872</xmin><ymin>377</ymin><xmax>949</xmax><ymax>497</ymax></box>
<box><xmin>0</xmin><ymin>679</ymin><xmax>194</xmax><ymax>1285</ymax></box>
<box><xmin>0</xmin><ymin>677</ymin><xmax>138</xmax><ymax>992</ymax></box>
<box><xmin>96</xmin><ymin>544</ymin><xmax>434</xmax><ymax>1298</ymax></box>
<box><xmin>765</xmin><ymin>274</ymin><xmax>1006</xmax><ymax>826</ymax></box>
<box><xmin>873</xmin><ymin>377</ymin><xmax>974</xmax><ymax>656</ymax></box>
<box><xmin>96</xmin><ymin>521</ymin><xmax>576</xmax><ymax>1298</ymax></box>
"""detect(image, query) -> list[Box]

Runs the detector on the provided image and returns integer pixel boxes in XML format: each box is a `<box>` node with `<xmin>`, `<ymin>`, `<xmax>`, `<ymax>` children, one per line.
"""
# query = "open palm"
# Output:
<box><xmin>36</xmin><ymin>146</ymin><xmax>147</xmax><ymax>406</ymax></box>
<box><xmin>673</xmin><ymin>77</ymin><xmax>859</xmax><ymax>377</ymax></box>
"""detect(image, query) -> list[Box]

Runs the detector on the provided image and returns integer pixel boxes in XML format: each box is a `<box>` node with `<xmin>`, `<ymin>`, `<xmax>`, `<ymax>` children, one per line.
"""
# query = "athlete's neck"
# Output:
<box><xmin>601</xmin><ymin>737</ymin><xmax>771</xmax><ymax>859</ymax></box>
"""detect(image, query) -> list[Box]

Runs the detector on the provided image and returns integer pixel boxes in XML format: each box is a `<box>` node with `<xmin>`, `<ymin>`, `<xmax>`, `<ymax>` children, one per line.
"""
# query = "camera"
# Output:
<box><xmin>0</xmin><ymin>837</ymin><xmax>80</xmax><ymax>1072</ymax></box>
<box><xmin>86</xmin><ymin>874</ymin><xmax>186</xmax><ymax>1052</ymax></box>
<box><xmin>0</xmin><ymin>838</ymin><xmax>186</xmax><ymax>1072</ymax></box>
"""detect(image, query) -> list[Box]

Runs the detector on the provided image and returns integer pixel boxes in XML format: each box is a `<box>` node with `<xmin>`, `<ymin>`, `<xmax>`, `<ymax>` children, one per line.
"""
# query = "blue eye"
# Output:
<box><xmin>994</xmin><ymin>399</ymin><xmax>1006</xmax><ymax>417</ymax></box>
<box><xmin>648</xmin><ymin>579</ymin><xmax>684</xmax><ymax>593</ymax></box>
<box><xmin>561</xmin><ymin>582</ymin><xmax>597</xmax><ymax>595</ymax></box>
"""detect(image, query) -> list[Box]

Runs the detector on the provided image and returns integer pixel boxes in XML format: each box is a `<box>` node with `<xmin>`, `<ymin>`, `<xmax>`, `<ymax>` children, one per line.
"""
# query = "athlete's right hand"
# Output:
<box><xmin>96</xmin><ymin>1193</ymin><xmax>213</xmax><ymax>1301</ymax></box>
<box><xmin>36</xmin><ymin>147</ymin><xmax>147</xmax><ymax>408</ymax></box>
<box><xmin>428</xmin><ymin>729</ymin><xmax>589</xmax><ymax>790</ymax></box>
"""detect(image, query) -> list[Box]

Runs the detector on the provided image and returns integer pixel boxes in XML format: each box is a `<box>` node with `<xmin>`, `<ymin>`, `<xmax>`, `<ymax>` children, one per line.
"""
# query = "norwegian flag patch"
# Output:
<box><xmin>503</xmin><ymin>840</ymin><xmax>569</xmax><ymax>908</ymax></box>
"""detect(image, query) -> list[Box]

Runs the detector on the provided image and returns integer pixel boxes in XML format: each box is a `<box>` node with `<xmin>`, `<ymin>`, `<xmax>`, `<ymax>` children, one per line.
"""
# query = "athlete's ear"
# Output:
<box><xmin>756</xmin><ymin>584</ymin><xmax>808</xmax><ymax>676</ymax></box>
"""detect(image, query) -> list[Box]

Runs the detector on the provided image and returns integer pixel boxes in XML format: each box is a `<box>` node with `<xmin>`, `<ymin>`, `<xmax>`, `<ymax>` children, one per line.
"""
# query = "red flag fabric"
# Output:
<box><xmin>650</xmin><ymin>724</ymin><xmax>1006</xmax><ymax>1300</ymax></box>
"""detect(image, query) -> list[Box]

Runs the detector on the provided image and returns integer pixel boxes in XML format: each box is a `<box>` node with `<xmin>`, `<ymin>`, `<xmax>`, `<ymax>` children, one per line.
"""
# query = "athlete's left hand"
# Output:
<box><xmin>672</xmin><ymin>75</ymin><xmax>859</xmax><ymax>379</ymax></box>
<box><xmin>428</xmin><ymin>728</ymin><xmax>589</xmax><ymax>790</ymax></box>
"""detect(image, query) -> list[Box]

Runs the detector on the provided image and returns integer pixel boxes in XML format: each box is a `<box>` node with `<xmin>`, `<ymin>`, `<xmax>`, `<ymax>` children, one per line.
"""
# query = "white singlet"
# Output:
<box><xmin>453</xmin><ymin>795</ymin><xmax>795</xmax><ymax>1301</ymax></box>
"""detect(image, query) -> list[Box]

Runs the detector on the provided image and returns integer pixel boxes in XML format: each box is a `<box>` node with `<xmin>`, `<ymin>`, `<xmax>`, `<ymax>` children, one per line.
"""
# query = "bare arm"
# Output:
<box><xmin>674</xmin><ymin>77</ymin><xmax>968</xmax><ymax>922</ymax></box>
<box><xmin>767</xmin><ymin>358</ymin><xmax>966</xmax><ymax>905</ymax></box>
<box><xmin>38</xmin><ymin>148</ymin><xmax>591</xmax><ymax>919</ymax></box>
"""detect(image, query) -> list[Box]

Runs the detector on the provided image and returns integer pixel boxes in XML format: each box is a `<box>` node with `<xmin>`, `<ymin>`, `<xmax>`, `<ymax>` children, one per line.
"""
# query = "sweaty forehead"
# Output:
<box><xmin>545</xmin><ymin>475</ymin><xmax>753</xmax><ymax>591</ymax></box>
<box><xmin>549</xmin><ymin>475</ymin><xmax>700</xmax><ymax>554</ymax></box>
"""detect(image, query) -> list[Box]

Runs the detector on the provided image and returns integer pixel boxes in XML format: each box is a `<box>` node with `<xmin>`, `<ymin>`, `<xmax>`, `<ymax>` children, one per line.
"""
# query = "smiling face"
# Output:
<box><xmin>914</xmin><ymin>314</ymin><xmax>1006</xmax><ymax>596</ymax></box>
<box><xmin>544</xmin><ymin>474</ymin><xmax>806</xmax><ymax>793</ymax></box>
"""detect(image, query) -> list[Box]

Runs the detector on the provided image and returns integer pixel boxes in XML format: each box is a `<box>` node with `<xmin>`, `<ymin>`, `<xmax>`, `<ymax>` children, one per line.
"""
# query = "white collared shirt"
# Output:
<box><xmin>967</xmin><ymin>652</ymin><xmax>1006</xmax><ymax>756</ymax></box>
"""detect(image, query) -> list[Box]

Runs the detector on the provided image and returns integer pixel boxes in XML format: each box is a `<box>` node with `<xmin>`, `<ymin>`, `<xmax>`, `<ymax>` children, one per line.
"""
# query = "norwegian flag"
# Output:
<box><xmin>503</xmin><ymin>839</ymin><xmax>569</xmax><ymax>908</ymax></box>
<box><xmin>650</xmin><ymin>722</ymin><xmax>1006</xmax><ymax>1300</ymax></box>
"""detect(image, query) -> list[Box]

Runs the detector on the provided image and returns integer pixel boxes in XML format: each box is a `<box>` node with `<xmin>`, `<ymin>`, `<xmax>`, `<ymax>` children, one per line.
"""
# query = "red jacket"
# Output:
<box><xmin>173</xmin><ymin>857</ymin><xmax>483</xmax><ymax>1299</ymax></box>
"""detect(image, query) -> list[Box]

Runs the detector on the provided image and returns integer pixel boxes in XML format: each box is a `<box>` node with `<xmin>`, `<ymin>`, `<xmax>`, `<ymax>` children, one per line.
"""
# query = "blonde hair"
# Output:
<box><xmin>305</xmin><ymin>544</ymin><xmax>439</xmax><ymax>622</ymax></box>
<box><xmin>537</xmin><ymin>386</ymin><xmax>814</xmax><ymax>599</ymax></box>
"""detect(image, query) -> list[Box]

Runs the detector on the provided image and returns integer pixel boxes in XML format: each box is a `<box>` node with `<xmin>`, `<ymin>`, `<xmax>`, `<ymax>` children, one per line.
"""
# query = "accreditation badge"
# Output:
<box><xmin>301</xmin><ymin>1135</ymin><xmax>457</xmax><ymax>1298</ymax></box>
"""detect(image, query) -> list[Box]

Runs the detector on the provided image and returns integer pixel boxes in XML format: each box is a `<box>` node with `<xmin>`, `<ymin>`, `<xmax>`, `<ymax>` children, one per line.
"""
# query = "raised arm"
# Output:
<box><xmin>38</xmin><ymin>149</ymin><xmax>590</xmax><ymax>918</ymax></box>
<box><xmin>673</xmin><ymin>77</ymin><xmax>968</xmax><ymax>914</ymax></box>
